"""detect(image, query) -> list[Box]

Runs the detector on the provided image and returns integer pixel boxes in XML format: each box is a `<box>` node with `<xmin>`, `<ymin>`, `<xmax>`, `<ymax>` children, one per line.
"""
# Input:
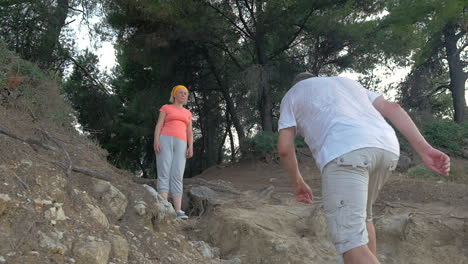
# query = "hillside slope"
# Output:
<box><xmin>0</xmin><ymin>46</ymin><xmax>225</xmax><ymax>264</ymax></box>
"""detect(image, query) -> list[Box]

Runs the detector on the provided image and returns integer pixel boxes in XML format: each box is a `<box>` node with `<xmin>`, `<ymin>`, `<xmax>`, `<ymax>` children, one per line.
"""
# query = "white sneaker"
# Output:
<box><xmin>176</xmin><ymin>210</ymin><xmax>188</xmax><ymax>220</ymax></box>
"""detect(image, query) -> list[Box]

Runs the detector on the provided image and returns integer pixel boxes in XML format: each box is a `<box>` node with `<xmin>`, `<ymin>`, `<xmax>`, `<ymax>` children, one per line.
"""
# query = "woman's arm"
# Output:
<box><xmin>153</xmin><ymin>111</ymin><xmax>166</xmax><ymax>153</ymax></box>
<box><xmin>186</xmin><ymin>120</ymin><xmax>194</xmax><ymax>158</ymax></box>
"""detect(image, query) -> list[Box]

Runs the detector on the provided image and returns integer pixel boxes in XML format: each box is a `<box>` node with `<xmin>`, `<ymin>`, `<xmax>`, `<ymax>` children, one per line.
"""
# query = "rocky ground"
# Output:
<box><xmin>185</xmin><ymin>158</ymin><xmax>468</xmax><ymax>264</ymax></box>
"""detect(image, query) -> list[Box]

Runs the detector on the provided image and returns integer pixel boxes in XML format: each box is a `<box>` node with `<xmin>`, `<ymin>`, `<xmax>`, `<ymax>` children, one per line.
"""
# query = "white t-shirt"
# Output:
<box><xmin>278</xmin><ymin>76</ymin><xmax>400</xmax><ymax>171</ymax></box>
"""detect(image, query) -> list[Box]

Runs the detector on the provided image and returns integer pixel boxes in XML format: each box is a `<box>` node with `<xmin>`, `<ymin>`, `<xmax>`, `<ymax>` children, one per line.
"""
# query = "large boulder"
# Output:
<box><xmin>72</xmin><ymin>239</ymin><xmax>111</xmax><ymax>264</ymax></box>
<box><xmin>107</xmin><ymin>233</ymin><xmax>129</xmax><ymax>263</ymax></box>
<box><xmin>92</xmin><ymin>179</ymin><xmax>128</xmax><ymax>220</ymax></box>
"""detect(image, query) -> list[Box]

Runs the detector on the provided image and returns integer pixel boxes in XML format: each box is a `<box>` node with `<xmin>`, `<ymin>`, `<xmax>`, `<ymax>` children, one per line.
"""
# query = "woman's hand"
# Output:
<box><xmin>186</xmin><ymin>146</ymin><xmax>193</xmax><ymax>158</ymax></box>
<box><xmin>154</xmin><ymin>141</ymin><xmax>161</xmax><ymax>153</ymax></box>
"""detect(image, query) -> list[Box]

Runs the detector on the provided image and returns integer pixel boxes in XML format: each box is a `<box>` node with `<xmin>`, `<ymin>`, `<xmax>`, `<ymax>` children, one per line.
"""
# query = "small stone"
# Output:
<box><xmin>134</xmin><ymin>201</ymin><xmax>147</xmax><ymax>216</ymax></box>
<box><xmin>55</xmin><ymin>207</ymin><xmax>67</xmax><ymax>221</ymax></box>
<box><xmin>6</xmin><ymin>252</ymin><xmax>15</xmax><ymax>257</ymax></box>
<box><xmin>68</xmin><ymin>258</ymin><xmax>76</xmax><ymax>263</ymax></box>
<box><xmin>0</xmin><ymin>256</ymin><xmax>5</xmax><ymax>263</ymax></box>
<box><xmin>20</xmin><ymin>159</ymin><xmax>33</xmax><ymax>168</ymax></box>
<box><xmin>29</xmin><ymin>251</ymin><xmax>40</xmax><ymax>256</ymax></box>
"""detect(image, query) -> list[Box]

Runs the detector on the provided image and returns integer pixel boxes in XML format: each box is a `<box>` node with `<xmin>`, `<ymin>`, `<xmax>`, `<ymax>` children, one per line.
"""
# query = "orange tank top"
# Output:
<box><xmin>160</xmin><ymin>104</ymin><xmax>192</xmax><ymax>142</ymax></box>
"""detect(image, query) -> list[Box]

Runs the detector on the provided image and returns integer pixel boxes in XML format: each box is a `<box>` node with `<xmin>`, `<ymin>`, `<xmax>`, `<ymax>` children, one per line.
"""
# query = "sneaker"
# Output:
<box><xmin>176</xmin><ymin>210</ymin><xmax>189</xmax><ymax>220</ymax></box>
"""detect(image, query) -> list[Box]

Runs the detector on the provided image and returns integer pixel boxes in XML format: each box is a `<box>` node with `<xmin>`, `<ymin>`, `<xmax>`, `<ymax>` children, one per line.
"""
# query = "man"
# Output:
<box><xmin>277</xmin><ymin>73</ymin><xmax>450</xmax><ymax>264</ymax></box>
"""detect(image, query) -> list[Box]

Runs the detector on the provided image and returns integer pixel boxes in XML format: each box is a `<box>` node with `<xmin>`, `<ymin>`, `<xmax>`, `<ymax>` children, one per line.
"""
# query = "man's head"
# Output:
<box><xmin>292</xmin><ymin>72</ymin><xmax>314</xmax><ymax>86</ymax></box>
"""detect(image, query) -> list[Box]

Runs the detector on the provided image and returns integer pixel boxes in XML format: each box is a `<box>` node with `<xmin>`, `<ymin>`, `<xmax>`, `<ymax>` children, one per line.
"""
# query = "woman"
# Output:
<box><xmin>153</xmin><ymin>85</ymin><xmax>194</xmax><ymax>219</ymax></box>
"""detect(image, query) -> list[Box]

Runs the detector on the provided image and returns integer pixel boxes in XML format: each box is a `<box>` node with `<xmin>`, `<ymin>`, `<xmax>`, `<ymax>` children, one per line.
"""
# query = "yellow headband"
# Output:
<box><xmin>172</xmin><ymin>85</ymin><xmax>188</xmax><ymax>96</ymax></box>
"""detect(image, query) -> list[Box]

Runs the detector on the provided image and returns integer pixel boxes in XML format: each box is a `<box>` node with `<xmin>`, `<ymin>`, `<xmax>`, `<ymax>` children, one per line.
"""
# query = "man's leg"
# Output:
<box><xmin>342</xmin><ymin>214</ymin><xmax>378</xmax><ymax>263</ymax></box>
<box><xmin>366</xmin><ymin>148</ymin><xmax>399</xmax><ymax>258</ymax></box>
<box><xmin>343</xmin><ymin>245</ymin><xmax>379</xmax><ymax>264</ymax></box>
<box><xmin>321</xmin><ymin>149</ymin><xmax>374</xmax><ymax>264</ymax></box>
<box><xmin>366</xmin><ymin>221</ymin><xmax>377</xmax><ymax>256</ymax></box>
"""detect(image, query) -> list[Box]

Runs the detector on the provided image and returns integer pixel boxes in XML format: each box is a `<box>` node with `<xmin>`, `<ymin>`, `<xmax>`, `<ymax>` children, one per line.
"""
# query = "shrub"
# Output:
<box><xmin>251</xmin><ymin>131</ymin><xmax>307</xmax><ymax>154</ymax></box>
<box><xmin>421</xmin><ymin>119</ymin><xmax>466</xmax><ymax>156</ymax></box>
<box><xmin>407</xmin><ymin>165</ymin><xmax>441</xmax><ymax>179</ymax></box>
<box><xmin>0</xmin><ymin>43</ymin><xmax>73</xmax><ymax>127</ymax></box>
<box><xmin>252</xmin><ymin>131</ymin><xmax>278</xmax><ymax>153</ymax></box>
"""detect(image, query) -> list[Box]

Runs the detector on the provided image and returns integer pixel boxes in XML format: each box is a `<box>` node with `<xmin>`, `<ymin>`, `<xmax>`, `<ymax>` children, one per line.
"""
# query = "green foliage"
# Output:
<box><xmin>421</xmin><ymin>119</ymin><xmax>468</xmax><ymax>156</ymax></box>
<box><xmin>407</xmin><ymin>165</ymin><xmax>441</xmax><ymax>179</ymax></box>
<box><xmin>0</xmin><ymin>42</ymin><xmax>73</xmax><ymax>126</ymax></box>
<box><xmin>252</xmin><ymin>131</ymin><xmax>278</xmax><ymax>153</ymax></box>
<box><xmin>251</xmin><ymin>131</ymin><xmax>307</xmax><ymax>154</ymax></box>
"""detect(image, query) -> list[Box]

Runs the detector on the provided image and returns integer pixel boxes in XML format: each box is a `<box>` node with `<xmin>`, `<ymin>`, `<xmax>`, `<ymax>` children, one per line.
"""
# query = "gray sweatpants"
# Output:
<box><xmin>156</xmin><ymin>135</ymin><xmax>187</xmax><ymax>196</ymax></box>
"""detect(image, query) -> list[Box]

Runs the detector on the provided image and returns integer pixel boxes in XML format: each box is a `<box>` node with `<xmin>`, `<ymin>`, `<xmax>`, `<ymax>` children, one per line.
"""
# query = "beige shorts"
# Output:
<box><xmin>321</xmin><ymin>148</ymin><xmax>398</xmax><ymax>254</ymax></box>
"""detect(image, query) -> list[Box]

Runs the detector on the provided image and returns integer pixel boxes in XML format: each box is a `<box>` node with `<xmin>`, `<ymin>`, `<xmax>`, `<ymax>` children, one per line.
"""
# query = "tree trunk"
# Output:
<box><xmin>444</xmin><ymin>23</ymin><xmax>468</xmax><ymax>123</ymax></box>
<box><xmin>255</xmin><ymin>1</ymin><xmax>273</xmax><ymax>132</ymax></box>
<box><xmin>35</xmin><ymin>0</ymin><xmax>69</xmax><ymax>67</ymax></box>
<box><xmin>228</xmin><ymin>123</ymin><xmax>236</xmax><ymax>163</ymax></box>
<box><xmin>201</xmin><ymin>48</ymin><xmax>247</xmax><ymax>153</ymax></box>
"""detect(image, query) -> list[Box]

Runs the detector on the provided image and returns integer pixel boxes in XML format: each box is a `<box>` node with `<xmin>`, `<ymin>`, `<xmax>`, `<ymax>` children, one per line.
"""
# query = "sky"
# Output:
<box><xmin>69</xmin><ymin>17</ymin><xmax>116</xmax><ymax>75</ymax></box>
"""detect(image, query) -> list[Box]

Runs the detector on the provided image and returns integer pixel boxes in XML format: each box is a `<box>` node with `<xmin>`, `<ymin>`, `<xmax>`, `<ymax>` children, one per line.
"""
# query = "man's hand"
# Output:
<box><xmin>294</xmin><ymin>181</ymin><xmax>313</xmax><ymax>204</ymax></box>
<box><xmin>421</xmin><ymin>147</ymin><xmax>450</xmax><ymax>176</ymax></box>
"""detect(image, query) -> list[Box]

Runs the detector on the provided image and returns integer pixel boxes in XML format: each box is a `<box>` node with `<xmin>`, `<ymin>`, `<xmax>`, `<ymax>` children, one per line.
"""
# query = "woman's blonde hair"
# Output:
<box><xmin>169</xmin><ymin>85</ymin><xmax>189</xmax><ymax>104</ymax></box>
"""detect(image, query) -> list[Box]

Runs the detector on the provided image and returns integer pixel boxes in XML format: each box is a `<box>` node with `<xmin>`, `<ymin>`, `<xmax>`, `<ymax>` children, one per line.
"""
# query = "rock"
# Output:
<box><xmin>0</xmin><ymin>194</ymin><xmax>11</xmax><ymax>215</ymax></box>
<box><xmin>220</xmin><ymin>257</ymin><xmax>242</xmax><ymax>264</ymax></box>
<box><xmin>44</xmin><ymin>204</ymin><xmax>67</xmax><ymax>222</ymax></box>
<box><xmin>376</xmin><ymin>214</ymin><xmax>410</xmax><ymax>239</ymax></box>
<box><xmin>72</xmin><ymin>240</ymin><xmax>111</xmax><ymax>264</ymax></box>
<box><xmin>20</xmin><ymin>159</ymin><xmax>33</xmax><ymax>168</ymax></box>
<box><xmin>35</xmin><ymin>174</ymin><xmax>66</xmax><ymax>201</ymax></box>
<box><xmin>93</xmin><ymin>180</ymin><xmax>128</xmax><ymax>219</ymax></box>
<box><xmin>107</xmin><ymin>234</ymin><xmax>129</xmax><ymax>262</ymax></box>
<box><xmin>143</xmin><ymin>184</ymin><xmax>176</xmax><ymax>218</ymax></box>
<box><xmin>44</xmin><ymin>207</ymin><xmax>57</xmax><ymax>220</ymax></box>
<box><xmin>0</xmin><ymin>256</ymin><xmax>5</xmax><ymax>263</ymax></box>
<box><xmin>38</xmin><ymin>231</ymin><xmax>67</xmax><ymax>255</ymax></box>
<box><xmin>86</xmin><ymin>204</ymin><xmax>109</xmax><ymax>228</ymax></box>
<box><xmin>397</xmin><ymin>152</ymin><xmax>412</xmax><ymax>171</ymax></box>
<box><xmin>190</xmin><ymin>186</ymin><xmax>217</xmax><ymax>199</ymax></box>
<box><xmin>56</xmin><ymin>207</ymin><xmax>67</xmax><ymax>221</ymax></box>
<box><xmin>190</xmin><ymin>241</ymin><xmax>220</xmax><ymax>259</ymax></box>
<box><xmin>134</xmin><ymin>201</ymin><xmax>147</xmax><ymax>216</ymax></box>
<box><xmin>305</xmin><ymin>206</ymin><xmax>329</xmax><ymax>238</ymax></box>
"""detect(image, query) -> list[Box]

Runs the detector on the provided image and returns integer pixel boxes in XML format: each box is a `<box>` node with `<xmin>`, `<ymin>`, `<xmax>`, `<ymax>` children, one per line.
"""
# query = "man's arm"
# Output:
<box><xmin>373</xmin><ymin>96</ymin><xmax>450</xmax><ymax>176</ymax></box>
<box><xmin>277</xmin><ymin>127</ymin><xmax>313</xmax><ymax>203</ymax></box>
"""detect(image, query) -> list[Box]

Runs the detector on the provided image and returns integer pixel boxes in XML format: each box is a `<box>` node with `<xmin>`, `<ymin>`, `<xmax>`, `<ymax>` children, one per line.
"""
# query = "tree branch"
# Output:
<box><xmin>235</xmin><ymin>0</ymin><xmax>255</xmax><ymax>38</ymax></box>
<box><xmin>0</xmin><ymin>125</ymin><xmax>58</xmax><ymax>151</ymax></box>
<box><xmin>427</xmin><ymin>84</ymin><xmax>449</xmax><ymax>97</ymax></box>
<box><xmin>64</xmin><ymin>53</ymin><xmax>110</xmax><ymax>95</ymax></box>
<box><xmin>268</xmin><ymin>8</ymin><xmax>316</xmax><ymax>60</ymax></box>
<box><xmin>53</xmin><ymin>162</ymin><xmax>112</xmax><ymax>181</ymax></box>
<box><xmin>205</xmin><ymin>1</ymin><xmax>252</xmax><ymax>40</ymax></box>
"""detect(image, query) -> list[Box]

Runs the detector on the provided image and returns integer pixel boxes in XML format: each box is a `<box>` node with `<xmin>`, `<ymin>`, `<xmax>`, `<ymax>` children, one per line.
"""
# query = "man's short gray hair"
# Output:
<box><xmin>292</xmin><ymin>72</ymin><xmax>314</xmax><ymax>86</ymax></box>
